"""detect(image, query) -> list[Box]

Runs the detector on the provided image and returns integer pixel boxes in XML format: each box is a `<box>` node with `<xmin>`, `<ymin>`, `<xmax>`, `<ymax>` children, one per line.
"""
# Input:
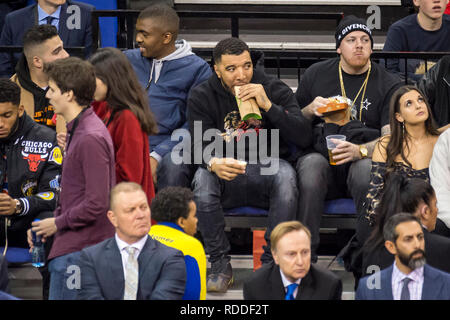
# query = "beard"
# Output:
<box><xmin>397</xmin><ymin>249</ymin><xmax>426</xmax><ymax>270</ymax></box>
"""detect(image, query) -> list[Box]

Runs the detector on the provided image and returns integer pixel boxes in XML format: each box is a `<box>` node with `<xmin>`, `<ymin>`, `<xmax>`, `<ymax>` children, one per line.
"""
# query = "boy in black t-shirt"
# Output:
<box><xmin>294</xmin><ymin>16</ymin><xmax>401</xmax><ymax>263</ymax></box>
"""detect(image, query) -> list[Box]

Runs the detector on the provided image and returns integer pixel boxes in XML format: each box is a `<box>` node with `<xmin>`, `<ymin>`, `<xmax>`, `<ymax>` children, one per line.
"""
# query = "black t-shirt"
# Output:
<box><xmin>295</xmin><ymin>57</ymin><xmax>402</xmax><ymax>131</ymax></box>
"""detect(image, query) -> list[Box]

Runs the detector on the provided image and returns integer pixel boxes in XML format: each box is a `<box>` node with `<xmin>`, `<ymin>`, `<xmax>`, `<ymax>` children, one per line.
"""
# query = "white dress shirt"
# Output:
<box><xmin>280</xmin><ymin>269</ymin><xmax>302</xmax><ymax>299</ymax></box>
<box><xmin>391</xmin><ymin>262</ymin><xmax>424</xmax><ymax>300</ymax></box>
<box><xmin>115</xmin><ymin>234</ymin><xmax>148</xmax><ymax>280</ymax></box>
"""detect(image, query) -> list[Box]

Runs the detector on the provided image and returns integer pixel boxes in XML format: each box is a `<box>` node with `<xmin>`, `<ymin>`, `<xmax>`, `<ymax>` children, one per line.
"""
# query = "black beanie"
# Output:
<box><xmin>335</xmin><ymin>15</ymin><xmax>373</xmax><ymax>49</ymax></box>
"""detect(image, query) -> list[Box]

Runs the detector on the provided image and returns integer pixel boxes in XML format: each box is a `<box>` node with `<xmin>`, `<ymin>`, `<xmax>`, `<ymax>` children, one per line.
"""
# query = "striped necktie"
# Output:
<box><xmin>124</xmin><ymin>246</ymin><xmax>139</xmax><ymax>300</ymax></box>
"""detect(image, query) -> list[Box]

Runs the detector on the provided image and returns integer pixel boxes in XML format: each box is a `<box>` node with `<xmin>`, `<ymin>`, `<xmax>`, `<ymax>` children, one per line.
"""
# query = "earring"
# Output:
<box><xmin>401</xmin><ymin>122</ymin><xmax>405</xmax><ymax>136</ymax></box>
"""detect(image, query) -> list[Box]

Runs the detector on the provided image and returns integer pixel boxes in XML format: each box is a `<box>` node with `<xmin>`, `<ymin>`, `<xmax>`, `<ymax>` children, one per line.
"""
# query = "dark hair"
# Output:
<box><xmin>213</xmin><ymin>37</ymin><xmax>250</xmax><ymax>64</ymax></box>
<box><xmin>150</xmin><ymin>187</ymin><xmax>194</xmax><ymax>223</ymax></box>
<box><xmin>23</xmin><ymin>24</ymin><xmax>58</xmax><ymax>57</ymax></box>
<box><xmin>383</xmin><ymin>213</ymin><xmax>421</xmax><ymax>243</ymax></box>
<box><xmin>0</xmin><ymin>78</ymin><xmax>20</xmax><ymax>106</ymax></box>
<box><xmin>138</xmin><ymin>3</ymin><xmax>179</xmax><ymax>37</ymax></box>
<box><xmin>89</xmin><ymin>47</ymin><xmax>158</xmax><ymax>135</ymax></box>
<box><xmin>44</xmin><ymin>57</ymin><xmax>96</xmax><ymax>107</ymax></box>
<box><xmin>365</xmin><ymin>174</ymin><xmax>435</xmax><ymax>250</ymax></box>
<box><xmin>381</xmin><ymin>85</ymin><xmax>439</xmax><ymax>172</ymax></box>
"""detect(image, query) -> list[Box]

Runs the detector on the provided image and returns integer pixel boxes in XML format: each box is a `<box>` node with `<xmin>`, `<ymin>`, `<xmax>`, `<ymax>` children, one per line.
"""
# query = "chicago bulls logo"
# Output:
<box><xmin>22</xmin><ymin>151</ymin><xmax>48</xmax><ymax>172</ymax></box>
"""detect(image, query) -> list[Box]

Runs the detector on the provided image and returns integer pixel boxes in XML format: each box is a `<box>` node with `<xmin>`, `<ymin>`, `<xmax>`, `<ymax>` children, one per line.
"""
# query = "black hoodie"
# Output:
<box><xmin>15</xmin><ymin>54</ymin><xmax>55</xmax><ymax>129</ymax></box>
<box><xmin>187</xmin><ymin>51</ymin><xmax>312</xmax><ymax>167</ymax></box>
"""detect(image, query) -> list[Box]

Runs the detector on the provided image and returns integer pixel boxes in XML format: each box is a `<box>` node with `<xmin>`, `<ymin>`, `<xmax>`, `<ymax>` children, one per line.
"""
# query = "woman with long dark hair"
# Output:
<box><xmin>364</xmin><ymin>85</ymin><xmax>439</xmax><ymax>230</ymax></box>
<box><xmin>361</xmin><ymin>173</ymin><xmax>450</xmax><ymax>279</ymax></box>
<box><xmin>89</xmin><ymin>47</ymin><xmax>158</xmax><ymax>202</ymax></box>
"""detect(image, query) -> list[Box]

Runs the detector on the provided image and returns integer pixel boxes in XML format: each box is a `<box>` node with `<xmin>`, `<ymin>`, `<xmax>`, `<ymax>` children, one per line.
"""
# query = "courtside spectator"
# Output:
<box><xmin>356</xmin><ymin>213</ymin><xmax>450</xmax><ymax>300</ymax></box>
<box><xmin>361</xmin><ymin>175</ymin><xmax>450</xmax><ymax>281</ymax></box>
<box><xmin>295</xmin><ymin>15</ymin><xmax>401</xmax><ymax>262</ymax></box>
<box><xmin>78</xmin><ymin>182</ymin><xmax>186</xmax><ymax>300</ymax></box>
<box><xmin>31</xmin><ymin>57</ymin><xmax>115</xmax><ymax>300</ymax></box>
<box><xmin>0</xmin><ymin>0</ymin><xmax>94</xmax><ymax>78</ymax></box>
<box><xmin>430</xmin><ymin>127</ymin><xmax>450</xmax><ymax>236</ymax></box>
<box><xmin>89</xmin><ymin>47</ymin><xmax>158</xmax><ymax>203</ymax></box>
<box><xmin>418</xmin><ymin>55</ymin><xmax>450</xmax><ymax>129</ymax></box>
<box><xmin>11</xmin><ymin>25</ymin><xmax>68</xmax><ymax>132</ymax></box>
<box><xmin>0</xmin><ymin>79</ymin><xmax>61</xmax><ymax>299</ymax></box>
<box><xmin>383</xmin><ymin>0</ymin><xmax>450</xmax><ymax>81</ymax></box>
<box><xmin>188</xmin><ymin>37</ymin><xmax>311</xmax><ymax>293</ymax></box>
<box><xmin>124</xmin><ymin>3</ymin><xmax>211</xmax><ymax>190</ymax></box>
<box><xmin>149</xmin><ymin>186</ymin><xmax>207</xmax><ymax>300</ymax></box>
<box><xmin>244</xmin><ymin>221</ymin><xmax>342</xmax><ymax>300</ymax></box>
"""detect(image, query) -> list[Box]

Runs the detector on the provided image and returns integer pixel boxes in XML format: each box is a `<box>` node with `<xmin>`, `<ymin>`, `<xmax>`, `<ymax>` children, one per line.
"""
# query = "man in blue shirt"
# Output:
<box><xmin>0</xmin><ymin>0</ymin><xmax>94</xmax><ymax>78</ymax></box>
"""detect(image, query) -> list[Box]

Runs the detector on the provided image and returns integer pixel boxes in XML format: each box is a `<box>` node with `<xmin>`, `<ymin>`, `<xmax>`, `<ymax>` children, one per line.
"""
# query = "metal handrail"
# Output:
<box><xmin>91</xmin><ymin>9</ymin><xmax>343</xmax><ymax>51</ymax></box>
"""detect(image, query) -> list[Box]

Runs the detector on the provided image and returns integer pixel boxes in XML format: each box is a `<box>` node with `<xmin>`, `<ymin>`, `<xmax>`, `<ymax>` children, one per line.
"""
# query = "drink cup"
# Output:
<box><xmin>325</xmin><ymin>135</ymin><xmax>346</xmax><ymax>165</ymax></box>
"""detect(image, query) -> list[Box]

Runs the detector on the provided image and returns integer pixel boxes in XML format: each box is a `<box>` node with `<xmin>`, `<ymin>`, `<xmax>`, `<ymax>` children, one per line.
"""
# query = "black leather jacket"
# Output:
<box><xmin>418</xmin><ymin>55</ymin><xmax>450</xmax><ymax>127</ymax></box>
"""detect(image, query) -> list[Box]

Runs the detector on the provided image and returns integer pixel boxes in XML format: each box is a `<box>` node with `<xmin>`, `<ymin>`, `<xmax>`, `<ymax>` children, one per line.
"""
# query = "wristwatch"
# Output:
<box><xmin>14</xmin><ymin>199</ymin><xmax>22</xmax><ymax>215</ymax></box>
<box><xmin>207</xmin><ymin>158</ymin><xmax>214</xmax><ymax>173</ymax></box>
<box><xmin>359</xmin><ymin>145</ymin><xmax>368</xmax><ymax>159</ymax></box>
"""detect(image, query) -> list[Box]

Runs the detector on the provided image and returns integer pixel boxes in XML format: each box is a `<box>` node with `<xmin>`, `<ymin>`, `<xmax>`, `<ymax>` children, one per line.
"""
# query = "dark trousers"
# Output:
<box><xmin>157</xmin><ymin>152</ymin><xmax>197</xmax><ymax>190</ymax></box>
<box><xmin>192</xmin><ymin>158</ymin><xmax>298</xmax><ymax>264</ymax></box>
<box><xmin>296</xmin><ymin>153</ymin><xmax>371</xmax><ymax>257</ymax></box>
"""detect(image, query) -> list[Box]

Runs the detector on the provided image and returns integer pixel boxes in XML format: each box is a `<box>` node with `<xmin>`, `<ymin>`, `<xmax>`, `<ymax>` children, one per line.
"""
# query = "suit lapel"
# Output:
<box><xmin>105</xmin><ymin>239</ymin><xmax>125</xmax><ymax>299</ymax></box>
<box><xmin>382</xmin><ymin>266</ymin><xmax>394</xmax><ymax>300</ymax></box>
<box><xmin>58</xmin><ymin>2</ymin><xmax>70</xmax><ymax>44</ymax></box>
<box><xmin>296</xmin><ymin>267</ymin><xmax>315</xmax><ymax>300</ymax></box>
<box><xmin>422</xmin><ymin>265</ymin><xmax>441</xmax><ymax>300</ymax></box>
<box><xmin>269</xmin><ymin>264</ymin><xmax>287</xmax><ymax>300</ymax></box>
<box><xmin>136</xmin><ymin>237</ymin><xmax>157</xmax><ymax>299</ymax></box>
<box><xmin>33</xmin><ymin>5</ymin><xmax>39</xmax><ymax>26</ymax></box>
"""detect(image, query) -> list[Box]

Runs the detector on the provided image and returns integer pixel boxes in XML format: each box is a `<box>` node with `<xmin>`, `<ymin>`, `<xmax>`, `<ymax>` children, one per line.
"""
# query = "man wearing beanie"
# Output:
<box><xmin>294</xmin><ymin>15</ymin><xmax>401</xmax><ymax>269</ymax></box>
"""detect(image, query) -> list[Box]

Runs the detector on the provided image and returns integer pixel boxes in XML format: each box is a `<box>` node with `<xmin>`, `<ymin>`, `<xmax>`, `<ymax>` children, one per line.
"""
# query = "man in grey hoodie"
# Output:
<box><xmin>124</xmin><ymin>4</ymin><xmax>212</xmax><ymax>191</ymax></box>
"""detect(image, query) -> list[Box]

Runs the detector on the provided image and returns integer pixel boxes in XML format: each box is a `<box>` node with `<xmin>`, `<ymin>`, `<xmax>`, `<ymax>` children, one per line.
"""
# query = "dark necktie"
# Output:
<box><xmin>45</xmin><ymin>16</ymin><xmax>56</xmax><ymax>26</ymax></box>
<box><xmin>285</xmin><ymin>283</ymin><xmax>298</xmax><ymax>300</ymax></box>
<box><xmin>400</xmin><ymin>277</ymin><xmax>412</xmax><ymax>300</ymax></box>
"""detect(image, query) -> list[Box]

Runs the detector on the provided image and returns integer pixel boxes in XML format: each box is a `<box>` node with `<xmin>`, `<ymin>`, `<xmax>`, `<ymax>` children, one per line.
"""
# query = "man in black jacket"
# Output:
<box><xmin>0</xmin><ymin>78</ymin><xmax>61</xmax><ymax>252</ymax></box>
<box><xmin>0</xmin><ymin>79</ymin><xmax>60</xmax><ymax>300</ymax></box>
<box><xmin>418</xmin><ymin>55</ymin><xmax>450</xmax><ymax>129</ymax></box>
<box><xmin>187</xmin><ymin>37</ymin><xmax>312</xmax><ymax>293</ymax></box>
<box><xmin>244</xmin><ymin>221</ymin><xmax>342</xmax><ymax>300</ymax></box>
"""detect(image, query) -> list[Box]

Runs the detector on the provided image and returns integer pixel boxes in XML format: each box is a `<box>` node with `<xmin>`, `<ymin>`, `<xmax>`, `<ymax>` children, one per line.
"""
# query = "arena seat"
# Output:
<box><xmin>224</xmin><ymin>198</ymin><xmax>357</xmax><ymax>231</ymax></box>
<box><xmin>1</xmin><ymin>247</ymin><xmax>32</xmax><ymax>264</ymax></box>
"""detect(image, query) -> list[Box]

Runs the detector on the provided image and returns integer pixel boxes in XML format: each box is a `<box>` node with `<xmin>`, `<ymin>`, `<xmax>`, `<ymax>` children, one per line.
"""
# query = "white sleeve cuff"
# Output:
<box><xmin>150</xmin><ymin>151</ymin><xmax>162</xmax><ymax>163</ymax></box>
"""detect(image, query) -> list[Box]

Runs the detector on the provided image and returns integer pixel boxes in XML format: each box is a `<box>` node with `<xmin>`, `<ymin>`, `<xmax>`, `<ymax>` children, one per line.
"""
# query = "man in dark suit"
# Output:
<box><xmin>244</xmin><ymin>221</ymin><xmax>342</xmax><ymax>300</ymax></box>
<box><xmin>0</xmin><ymin>0</ymin><xmax>94</xmax><ymax>78</ymax></box>
<box><xmin>78</xmin><ymin>182</ymin><xmax>186</xmax><ymax>300</ymax></box>
<box><xmin>357</xmin><ymin>213</ymin><xmax>450</xmax><ymax>300</ymax></box>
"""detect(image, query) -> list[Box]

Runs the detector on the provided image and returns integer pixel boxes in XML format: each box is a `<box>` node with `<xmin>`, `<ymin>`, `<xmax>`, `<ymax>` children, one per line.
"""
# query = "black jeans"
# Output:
<box><xmin>192</xmin><ymin>158</ymin><xmax>298</xmax><ymax>265</ymax></box>
<box><xmin>296</xmin><ymin>153</ymin><xmax>371</xmax><ymax>256</ymax></box>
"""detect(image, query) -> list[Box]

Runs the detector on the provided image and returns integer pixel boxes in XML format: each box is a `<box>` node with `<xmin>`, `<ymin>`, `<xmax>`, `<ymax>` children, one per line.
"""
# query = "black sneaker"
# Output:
<box><xmin>207</xmin><ymin>260</ymin><xmax>233</xmax><ymax>293</ymax></box>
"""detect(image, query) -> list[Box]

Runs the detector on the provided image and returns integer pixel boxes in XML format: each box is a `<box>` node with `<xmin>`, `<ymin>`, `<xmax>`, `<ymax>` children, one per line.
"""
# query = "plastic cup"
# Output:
<box><xmin>325</xmin><ymin>135</ymin><xmax>346</xmax><ymax>165</ymax></box>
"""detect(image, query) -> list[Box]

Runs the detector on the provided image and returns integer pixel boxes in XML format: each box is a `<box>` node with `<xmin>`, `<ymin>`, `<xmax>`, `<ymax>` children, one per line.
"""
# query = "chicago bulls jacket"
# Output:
<box><xmin>0</xmin><ymin>113</ymin><xmax>61</xmax><ymax>232</ymax></box>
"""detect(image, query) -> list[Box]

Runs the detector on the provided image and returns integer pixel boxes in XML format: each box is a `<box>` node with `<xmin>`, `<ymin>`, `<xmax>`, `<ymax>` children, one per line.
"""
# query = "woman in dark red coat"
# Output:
<box><xmin>89</xmin><ymin>47</ymin><xmax>158</xmax><ymax>203</ymax></box>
